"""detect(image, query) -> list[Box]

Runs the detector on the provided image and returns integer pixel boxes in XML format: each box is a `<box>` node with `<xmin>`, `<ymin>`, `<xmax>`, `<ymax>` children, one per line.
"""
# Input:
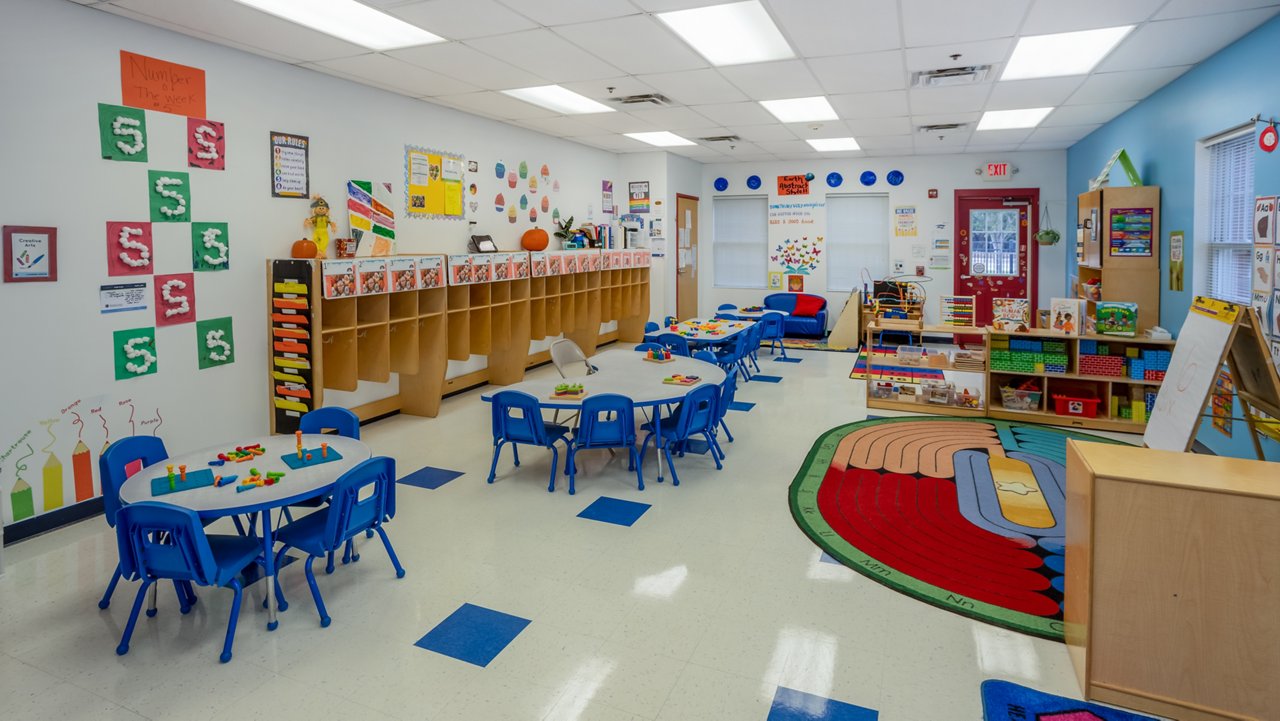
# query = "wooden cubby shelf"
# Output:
<box><xmin>267</xmin><ymin>250</ymin><xmax>652</xmax><ymax>431</ymax></box>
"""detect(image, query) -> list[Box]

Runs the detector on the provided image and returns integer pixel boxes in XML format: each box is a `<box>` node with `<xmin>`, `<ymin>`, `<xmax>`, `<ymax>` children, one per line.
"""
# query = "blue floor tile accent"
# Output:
<box><xmin>728</xmin><ymin>401</ymin><xmax>755</xmax><ymax>412</ymax></box>
<box><xmin>819</xmin><ymin>552</ymin><xmax>841</xmax><ymax>565</ymax></box>
<box><xmin>774</xmin><ymin>357</ymin><xmax>803</xmax><ymax>363</ymax></box>
<box><xmin>399</xmin><ymin>465</ymin><xmax>465</xmax><ymax>490</ymax></box>
<box><xmin>752</xmin><ymin>374</ymin><xmax>783</xmax><ymax>383</ymax></box>
<box><xmin>238</xmin><ymin>554</ymin><xmax>298</xmax><ymax>588</ymax></box>
<box><xmin>768</xmin><ymin>687</ymin><xmax>878</xmax><ymax>721</ymax></box>
<box><xmin>414</xmin><ymin>603</ymin><xmax>531</xmax><ymax>667</ymax></box>
<box><xmin>577</xmin><ymin>496</ymin><xmax>651</xmax><ymax>527</ymax></box>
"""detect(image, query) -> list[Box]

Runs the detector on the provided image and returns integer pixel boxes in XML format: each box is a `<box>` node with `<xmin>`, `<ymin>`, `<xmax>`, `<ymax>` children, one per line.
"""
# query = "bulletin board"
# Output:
<box><xmin>405</xmin><ymin>145</ymin><xmax>464</xmax><ymax>219</ymax></box>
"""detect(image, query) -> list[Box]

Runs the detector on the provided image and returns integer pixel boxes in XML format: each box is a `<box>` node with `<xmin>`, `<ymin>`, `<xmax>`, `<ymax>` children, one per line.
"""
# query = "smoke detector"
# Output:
<box><xmin>911</xmin><ymin>65</ymin><xmax>991</xmax><ymax>88</ymax></box>
<box><xmin>607</xmin><ymin>93</ymin><xmax>672</xmax><ymax>106</ymax></box>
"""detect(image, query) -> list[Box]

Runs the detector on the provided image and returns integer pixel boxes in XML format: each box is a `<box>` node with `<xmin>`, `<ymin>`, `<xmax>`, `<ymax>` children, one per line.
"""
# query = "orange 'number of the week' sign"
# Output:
<box><xmin>120</xmin><ymin>50</ymin><xmax>206</xmax><ymax>118</ymax></box>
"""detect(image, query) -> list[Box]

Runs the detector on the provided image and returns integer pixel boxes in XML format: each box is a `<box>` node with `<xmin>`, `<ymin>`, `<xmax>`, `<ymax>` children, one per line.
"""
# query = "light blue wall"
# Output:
<box><xmin>1067</xmin><ymin>15</ymin><xmax>1280</xmax><ymax>459</ymax></box>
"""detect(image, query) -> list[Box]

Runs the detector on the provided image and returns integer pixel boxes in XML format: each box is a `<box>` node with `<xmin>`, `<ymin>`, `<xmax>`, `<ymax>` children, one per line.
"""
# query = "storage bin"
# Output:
<box><xmin>1053</xmin><ymin>394</ymin><xmax>1101</xmax><ymax>418</ymax></box>
<box><xmin>1000</xmin><ymin>386</ymin><xmax>1042</xmax><ymax>412</ymax></box>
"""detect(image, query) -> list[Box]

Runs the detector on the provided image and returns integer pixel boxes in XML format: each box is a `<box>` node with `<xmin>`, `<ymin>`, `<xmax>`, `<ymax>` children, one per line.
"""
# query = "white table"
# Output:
<box><xmin>663</xmin><ymin>318</ymin><xmax>752</xmax><ymax>345</ymax></box>
<box><xmin>120</xmin><ymin>433</ymin><xmax>371</xmax><ymax>630</ymax></box>
<box><xmin>482</xmin><ymin>349</ymin><xmax>725</xmax><ymax>481</ymax></box>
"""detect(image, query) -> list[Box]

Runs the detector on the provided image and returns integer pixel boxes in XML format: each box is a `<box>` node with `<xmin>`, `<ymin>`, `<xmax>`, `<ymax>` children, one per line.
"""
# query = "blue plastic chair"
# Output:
<box><xmin>745</xmin><ymin>320</ymin><xmax>765</xmax><ymax>372</ymax></box>
<box><xmin>295</xmin><ymin>406</ymin><xmax>364</xmax><ymax>572</ymax></box>
<box><xmin>567</xmin><ymin>394</ymin><xmax>642</xmax><ymax>494</ymax></box>
<box><xmin>639</xmin><ymin>384</ymin><xmax>722</xmax><ymax>486</ymax></box>
<box><xmin>717</xmin><ymin>303</ymin><xmax>738</xmax><ymax>311</ymax></box>
<box><xmin>715</xmin><ymin>332</ymin><xmax>752</xmax><ymax>381</ymax></box>
<box><xmin>693</xmin><ymin>350</ymin><xmax>718</xmax><ymax>364</ymax></box>
<box><xmin>488</xmin><ymin>390</ymin><xmax>571</xmax><ymax>492</ymax></box>
<box><xmin>655</xmin><ymin>332</ymin><xmax>691</xmax><ymax>357</ymax></box>
<box><xmin>634</xmin><ymin>342</ymin><xmax>665</xmax><ymax>353</ymax></box>
<box><xmin>98</xmin><ymin>437</ymin><xmax>199</xmax><ymax>614</ymax></box>
<box><xmin>759</xmin><ymin>312</ymin><xmax>788</xmax><ymax>359</ymax></box>
<box><xmin>114</xmin><ymin>502</ymin><xmax>263</xmax><ymax>662</ymax></box>
<box><xmin>643</xmin><ymin>321</ymin><xmax>660</xmax><ymax>343</ymax></box>
<box><xmin>272</xmin><ymin>457</ymin><xmax>404</xmax><ymax>627</ymax></box>
<box><xmin>715</xmin><ymin>369</ymin><xmax>739</xmax><ymax>445</ymax></box>
<box><xmin>714</xmin><ymin>313</ymin><xmax>738</xmax><ymax>321</ymax></box>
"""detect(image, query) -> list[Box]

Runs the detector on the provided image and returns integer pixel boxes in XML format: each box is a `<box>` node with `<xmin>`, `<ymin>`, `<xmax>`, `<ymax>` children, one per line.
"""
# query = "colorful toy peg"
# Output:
<box><xmin>222</xmin><ymin>474</ymin><xmax>237</xmax><ymax>485</ymax></box>
<box><xmin>321</xmin><ymin>443</ymin><xmax>328</xmax><ymax>458</ymax></box>
<box><xmin>235</xmin><ymin>484</ymin><xmax>255</xmax><ymax>493</ymax></box>
<box><xmin>178</xmin><ymin>465</ymin><xmax>187</xmax><ymax>481</ymax></box>
<box><xmin>209</xmin><ymin>459</ymin><xmax>225</xmax><ymax>466</ymax></box>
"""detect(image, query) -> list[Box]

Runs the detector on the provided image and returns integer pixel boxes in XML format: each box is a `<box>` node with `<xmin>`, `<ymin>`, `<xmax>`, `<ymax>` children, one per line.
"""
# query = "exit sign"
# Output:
<box><xmin>983</xmin><ymin>161</ymin><xmax>1013</xmax><ymax>182</ymax></box>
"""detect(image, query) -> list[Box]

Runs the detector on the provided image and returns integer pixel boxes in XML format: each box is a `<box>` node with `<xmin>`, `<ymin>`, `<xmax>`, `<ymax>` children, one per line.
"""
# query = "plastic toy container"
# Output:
<box><xmin>1052</xmin><ymin>394</ymin><xmax>1101</xmax><ymax>418</ymax></box>
<box><xmin>1000</xmin><ymin>386</ymin><xmax>1042</xmax><ymax>412</ymax></box>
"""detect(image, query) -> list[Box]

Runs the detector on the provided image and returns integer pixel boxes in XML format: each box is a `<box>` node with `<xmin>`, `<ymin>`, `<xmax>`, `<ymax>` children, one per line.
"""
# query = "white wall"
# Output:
<box><xmin>699</xmin><ymin>151</ymin><xmax>1068</xmax><ymax>326</ymax></box>
<box><xmin>0</xmin><ymin>0</ymin><xmax>620</xmax><ymax>527</ymax></box>
<box><xmin>618</xmin><ymin>152</ymin><xmax>670</xmax><ymax>321</ymax></box>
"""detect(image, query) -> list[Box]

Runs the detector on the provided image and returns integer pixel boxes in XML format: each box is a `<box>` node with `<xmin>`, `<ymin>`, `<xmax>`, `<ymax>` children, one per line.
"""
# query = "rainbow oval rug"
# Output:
<box><xmin>789</xmin><ymin>417</ymin><xmax>1128</xmax><ymax>640</ymax></box>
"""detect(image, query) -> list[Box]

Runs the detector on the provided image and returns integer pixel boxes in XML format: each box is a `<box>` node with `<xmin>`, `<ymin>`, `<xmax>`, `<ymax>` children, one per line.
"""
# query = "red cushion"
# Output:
<box><xmin>792</xmin><ymin>294</ymin><xmax>824</xmax><ymax>317</ymax></box>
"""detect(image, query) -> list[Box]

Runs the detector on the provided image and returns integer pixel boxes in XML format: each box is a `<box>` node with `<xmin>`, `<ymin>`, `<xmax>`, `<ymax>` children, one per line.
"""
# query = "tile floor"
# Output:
<box><xmin>0</xmin><ymin>347</ymin><xmax>1138</xmax><ymax>720</ymax></box>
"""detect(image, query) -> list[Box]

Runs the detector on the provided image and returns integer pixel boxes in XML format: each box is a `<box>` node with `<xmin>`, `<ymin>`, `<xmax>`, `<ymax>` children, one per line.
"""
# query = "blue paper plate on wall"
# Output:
<box><xmin>826</xmin><ymin>172</ymin><xmax>843</xmax><ymax>188</ymax></box>
<box><xmin>714</xmin><ymin>177</ymin><xmax>728</xmax><ymax>191</ymax></box>
<box><xmin>887</xmin><ymin>170</ymin><xmax>905</xmax><ymax>186</ymax></box>
<box><xmin>746</xmin><ymin>175</ymin><xmax>762</xmax><ymax>190</ymax></box>
<box><xmin>860</xmin><ymin>171</ymin><xmax>876</xmax><ymax>186</ymax></box>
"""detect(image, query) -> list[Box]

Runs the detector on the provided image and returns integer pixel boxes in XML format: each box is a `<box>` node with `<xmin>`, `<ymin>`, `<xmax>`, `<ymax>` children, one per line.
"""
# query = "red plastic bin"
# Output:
<box><xmin>1052</xmin><ymin>394</ymin><xmax>1100</xmax><ymax>418</ymax></box>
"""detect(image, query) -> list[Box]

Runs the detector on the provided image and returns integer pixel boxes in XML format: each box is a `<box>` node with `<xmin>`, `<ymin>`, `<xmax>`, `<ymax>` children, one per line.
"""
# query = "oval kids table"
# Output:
<box><xmin>119</xmin><ymin>433</ymin><xmax>371</xmax><ymax>630</ymax></box>
<box><xmin>481</xmin><ymin>348</ymin><xmax>725</xmax><ymax>482</ymax></box>
<box><xmin>668</xmin><ymin>318</ymin><xmax>752</xmax><ymax>346</ymax></box>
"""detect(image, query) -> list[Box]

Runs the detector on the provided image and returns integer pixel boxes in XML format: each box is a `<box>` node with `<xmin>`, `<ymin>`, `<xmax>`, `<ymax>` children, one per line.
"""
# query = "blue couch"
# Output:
<box><xmin>763</xmin><ymin>293</ymin><xmax>828</xmax><ymax>338</ymax></box>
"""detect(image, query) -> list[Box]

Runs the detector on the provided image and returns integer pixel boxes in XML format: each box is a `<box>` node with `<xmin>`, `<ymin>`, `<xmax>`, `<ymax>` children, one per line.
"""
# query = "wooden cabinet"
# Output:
<box><xmin>1065</xmin><ymin>441</ymin><xmax>1280</xmax><ymax>721</ymax></box>
<box><xmin>1076</xmin><ymin>186</ymin><xmax>1161</xmax><ymax>333</ymax></box>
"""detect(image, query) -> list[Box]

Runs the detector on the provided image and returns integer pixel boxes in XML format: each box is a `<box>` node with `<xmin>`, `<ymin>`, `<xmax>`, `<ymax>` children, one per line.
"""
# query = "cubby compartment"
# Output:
<box><xmin>545</xmin><ymin>294</ymin><xmax>562</xmax><ymax>337</ymax></box>
<box><xmin>469</xmin><ymin>283</ymin><xmax>490</xmax><ymax>308</ymax></box>
<box><xmin>389</xmin><ymin>319</ymin><xmax>419</xmax><ymax>374</ymax></box>
<box><xmin>356</xmin><ymin>294</ymin><xmax>389</xmax><ymax>327</ymax></box>
<box><xmin>469</xmin><ymin>307</ymin><xmax>492</xmax><ymax>355</ymax></box>
<box><xmin>321</xmin><ymin>297</ymin><xmax>357</xmax><ymax>330</ymax></box>
<box><xmin>419</xmin><ymin>287</ymin><xmax>447</xmax><ymax>315</ymax></box>
<box><xmin>491</xmin><ymin>280</ymin><xmax>510</xmax><ymax>305</ymax></box>
<box><xmin>321</xmin><ymin>329</ymin><xmax>358</xmax><ymax>391</ymax></box>
<box><xmin>355</xmin><ymin>324</ymin><xmax>390</xmax><ymax>382</ymax></box>
<box><xmin>446</xmin><ymin>310</ymin><xmax>469</xmax><ymax>361</ymax></box>
<box><xmin>389</xmin><ymin>291</ymin><xmax>417</xmax><ymax>321</ymax></box>
<box><xmin>447</xmin><ymin>284</ymin><xmax>469</xmax><ymax>311</ymax></box>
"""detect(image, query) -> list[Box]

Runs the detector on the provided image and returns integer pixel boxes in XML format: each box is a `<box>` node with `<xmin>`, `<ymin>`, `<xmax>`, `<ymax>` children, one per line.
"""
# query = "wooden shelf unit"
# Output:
<box><xmin>864</xmin><ymin>324</ymin><xmax>989</xmax><ymax>417</ymax></box>
<box><xmin>1076</xmin><ymin>186</ymin><xmax>1161</xmax><ymax>333</ymax></box>
<box><xmin>267</xmin><ymin>250</ymin><xmax>652</xmax><ymax>431</ymax></box>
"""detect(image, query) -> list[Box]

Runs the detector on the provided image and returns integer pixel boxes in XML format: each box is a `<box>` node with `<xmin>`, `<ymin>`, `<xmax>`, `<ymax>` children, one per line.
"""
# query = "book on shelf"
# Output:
<box><xmin>1048</xmin><ymin>297</ymin><xmax>1082</xmax><ymax>336</ymax></box>
<box><xmin>1096</xmin><ymin>301</ymin><xmax>1138</xmax><ymax>337</ymax></box>
<box><xmin>991</xmin><ymin>297</ymin><xmax>1031</xmax><ymax>332</ymax></box>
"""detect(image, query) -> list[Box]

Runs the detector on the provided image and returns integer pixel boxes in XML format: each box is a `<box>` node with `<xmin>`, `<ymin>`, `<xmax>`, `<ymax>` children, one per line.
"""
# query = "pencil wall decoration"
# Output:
<box><xmin>39</xmin><ymin>419</ymin><xmax>63</xmax><ymax>512</ymax></box>
<box><xmin>72</xmin><ymin>440</ymin><xmax>93</xmax><ymax>502</ymax></box>
<box><xmin>10</xmin><ymin>444</ymin><xmax>34</xmax><ymax>522</ymax></box>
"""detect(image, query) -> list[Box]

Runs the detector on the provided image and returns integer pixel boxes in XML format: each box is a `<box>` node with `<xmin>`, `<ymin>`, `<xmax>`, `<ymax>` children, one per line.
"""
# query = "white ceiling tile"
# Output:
<box><xmin>1099</xmin><ymin>8</ymin><xmax>1280</xmax><ymax>72</ymax></box>
<box><xmin>625</xmin><ymin>106</ymin><xmax>718</xmax><ymax>130</ymax></box>
<box><xmin>630</xmin><ymin>0</ymin><xmax>725</xmax><ymax>10</ymax></box>
<box><xmin>968</xmin><ymin>128</ymin><xmax>1035</xmax><ymax>145</ymax></box>
<box><xmin>560</xmin><ymin>16</ymin><xmax>706</xmax><ymax>75</ymax></box>
<box><xmin>513</xmin><ymin>115</ymin><xmax>609</xmax><ymax>137</ymax></box>
<box><xmin>667</xmin><ymin>145</ymin><xmax>719</xmax><ymax>159</ymax></box>
<box><xmin>911</xmin><ymin>111</ymin><xmax>982</xmax><ymax>127</ymax></box>
<box><xmin>1041</xmin><ymin>101</ymin><xmax>1137</xmax><ymax>127</ymax></box>
<box><xmin>388</xmin><ymin>43</ymin><xmax>545</xmax><ymax>90</ymax></box>
<box><xmin>789</xmin><ymin>121</ymin><xmax>854</xmax><ymax>139</ymax></box>
<box><xmin>1155</xmin><ymin>0</ymin><xmax>1280</xmax><ymax>20</ymax></box>
<box><xmin>494</xmin><ymin>0</ymin><xmax>640</xmax><ymax>26</ymax></box>
<box><xmin>757</xmin><ymin>140</ymin><xmax>816</xmax><ymax>155</ymax></box>
<box><xmin>854</xmin><ymin>135</ymin><xmax>915</xmax><ymax>150</ymax></box>
<box><xmin>1068</xmin><ymin>66</ymin><xmax>1192</xmax><ymax>104</ymax></box>
<box><xmin>572</xmin><ymin>111</ymin><xmax>661</xmax><ymax>133</ymax></box>
<box><xmin>828</xmin><ymin>91</ymin><xmax>910</xmax><ymax>119</ymax></box>
<box><xmin>846</xmin><ymin>116</ymin><xmax>914</xmax><ymax>135</ymax></box>
<box><xmin>679</xmin><ymin>126</ymin><xmax>734</xmax><ymax>139</ymax></box>
<box><xmin>1021</xmin><ymin>0</ymin><xmax>1165</xmax><ymax>34</ymax></box>
<box><xmin>466</xmin><ymin>29</ymin><xmax>623</xmax><ymax>82</ymax></box>
<box><xmin>965</xmin><ymin>143</ymin><xmax>1021</xmax><ymax>153</ymax></box>
<box><xmin>690</xmin><ymin>101</ymin><xmax>777</xmax><ymax>126</ymax></box>
<box><xmin>727</xmin><ymin>124</ymin><xmax>800</xmax><ymax>142</ymax></box>
<box><xmin>315</xmin><ymin>53</ymin><xmax>479</xmax><ymax>96</ymax></box>
<box><xmin>105</xmin><ymin>0</ymin><xmax>367</xmax><ymax>62</ymax></box>
<box><xmin>389</xmin><ymin>0</ymin><xmax>538</xmax><ymax>39</ymax></box>
<box><xmin>767</xmin><ymin>0</ymin><xmax>902</xmax><ymax>57</ymax></box>
<box><xmin>96</xmin><ymin>5</ymin><xmax>301</xmax><ymax>64</ymax></box>
<box><xmin>808</xmin><ymin>51</ymin><xmax>907</xmax><ymax>94</ymax></box>
<box><xmin>569</xmin><ymin>133</ymin><xmax>653</xmax><ymax>151</ymax></box>
<box><xmin>901</xmin><ymin>0</ymin><xmax>1031</xmax><ymax>46</ymax></box>
<box><xmin>718</xmin><ymin>153</ymin><xmax>777</xmax><ymax>162</ymax></box>
<box><xmin>1018</xmin><ymin>142</ymin><xmax>1072</xmax><ymax>151</ymax></box>
<box><xmin>718</xmin><ymin>60</ymin><xmax>824</xmax><ymax>99</ymax></box>
<box><xmin>637</xmin><ymin>69</ymin><xmax>748</xmax><ymax>105</ymax></box>
<box><xmin>1025</xmin><ymin>124</ymin><xmax>1102</xmax><ymax>143</ymax></box>
<box><xmin>904</xmin><ymin>38</ymin><xmax>1012</xmax><ymax>71</ymax></box>
<box><xmin>986</xmin><ymin>77</ymin><xmax>1085</xmax><ymax>110</ymax></box>
<box><xmin>908</xmin><ymin>84</ymin><xmax>992</xmax><ymax>115</ymax></box>
<box><xmin>430</xmin><ymin>91</ymin><xmax>559</xmax><ymax>119</ymax></box>
<box><xmin>559</xmin><ymin>76</ymin><xmax>659</xmax><ymax>103</ymax></box>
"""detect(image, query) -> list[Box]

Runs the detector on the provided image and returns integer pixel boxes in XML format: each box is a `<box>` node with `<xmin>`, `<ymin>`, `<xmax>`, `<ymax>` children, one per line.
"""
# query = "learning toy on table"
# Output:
<box><xmin>150</xmin><ymin>467</ymin><xmax>217</xmax><ymax>497</ymax></box>
<box><xmin>663</xmin><ymin>374</ymin><xmax>701</xmax><ymax>386</ymax></box>
<box><xmin>217</xmin><ymin>444</ymin><xmax>265</xmax><ymax>463</ymax></box>
<box><xmin>551</xmin><ymin>382</ymin><xmax>588</xmax><ymax>400</ymax></box>
<box><xmin>280</xmin><ymin>443</ymin><xmax>344</xmax><ymax>470</ymax></box>
<box><xmin>642</xmin><ymin>347</ymin><xmax>674</xmax><ymax>363</ymax></box>
<box><xmin>741</xmin><ymin>305</ymin><xmax>764</xmax><ymax>313</ymax></box>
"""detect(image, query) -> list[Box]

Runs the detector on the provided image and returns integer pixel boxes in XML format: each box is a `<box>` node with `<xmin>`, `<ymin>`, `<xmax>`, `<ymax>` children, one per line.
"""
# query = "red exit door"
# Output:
<box><xmin>954</xmin><ymin>189</ymin><xmax>1040</xmax><ymax>328</ymax></box>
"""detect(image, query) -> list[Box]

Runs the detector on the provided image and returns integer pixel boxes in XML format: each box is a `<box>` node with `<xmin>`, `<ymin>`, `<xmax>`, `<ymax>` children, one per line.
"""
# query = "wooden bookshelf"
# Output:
<box><xmin>266</xmin><ymin>250</ymin><xmax>652</xmax><ymax>431</ymax></box>
<box><xmin>1076</xmin><ymin>186</ymin><xmax>1161</xmax><ymax>333</ymax></box>
<box><xmin>864</xmin><ymin>324</ymin><xmax>988</xmax><ymax>418</ymax></box>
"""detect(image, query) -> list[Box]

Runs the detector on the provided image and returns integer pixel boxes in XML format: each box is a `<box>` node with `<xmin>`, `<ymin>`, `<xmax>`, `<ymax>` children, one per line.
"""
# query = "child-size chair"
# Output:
<box><xmin>488</xmin><ymin>390</ymin><xmax>572</xmax><ymax>492</ymax></box>
<box><xmin>567</xmin><ymin>394</ymin><xmax>642</xmax><ymax>494</ymax></box>
<box><xmin>639</xmin><ymin>384</ymin><xmax>722</xmax><ymax>486</ymax></box>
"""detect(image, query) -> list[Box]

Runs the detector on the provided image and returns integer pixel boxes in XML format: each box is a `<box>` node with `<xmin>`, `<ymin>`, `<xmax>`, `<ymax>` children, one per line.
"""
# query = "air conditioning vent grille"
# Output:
<box><xmin>698</xmin><ymin>135</ymin><xmax>741</xmax><ymax>143</ymax></box>
<box><xmin>609</xmin><ymin>93</ymin><xmax>672</xmax><ymax>106</ymax></box>
<box><xmin>918</xmin><ymin>123</ymin><xmax>968</xmax><ymax>133</ymax></box>
<box><xmin>911</xmin><ymin>65</ymin><xmax>991</xmax><ymax>88</ymax></box>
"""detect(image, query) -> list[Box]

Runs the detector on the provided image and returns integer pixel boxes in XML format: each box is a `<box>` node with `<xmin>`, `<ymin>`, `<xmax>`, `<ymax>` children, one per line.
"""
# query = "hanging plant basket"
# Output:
<box><xmin>1036</xmin><ymin>229</ymin><xmax>1061</xmax><ymax>246</ymax></box>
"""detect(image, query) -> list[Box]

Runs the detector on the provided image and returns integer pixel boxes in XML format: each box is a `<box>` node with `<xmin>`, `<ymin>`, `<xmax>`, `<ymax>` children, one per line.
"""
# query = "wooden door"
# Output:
<box><xmin>676</xmin><ymin>194</ymin><xmax>699</xmax><ymax>320</ymax></box>
<box><xmin>954</xmin><ymin>189</ymin><xmax>1040</xmax><ymax>328</ymax></box>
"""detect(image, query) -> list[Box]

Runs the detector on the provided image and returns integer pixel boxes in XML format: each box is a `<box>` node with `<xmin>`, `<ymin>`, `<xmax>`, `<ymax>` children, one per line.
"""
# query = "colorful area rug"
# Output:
<box><xmin>780</xmin><ymin>337</ymin><xmax>857</xmax><ymax>353</ymax></box>
<box><xmin>981</xmin><ymin>680</ymin><xmax>1159</xmax><ymax>720</ymax></box>
<box><xmin>848</xmin><ymin>346</ymin><xmax>946</xmax><ymax>383</ymax></box>
<box><xmin>789</xmin><ymin>417</ymin><xmax>1128</xmax><ymax>640</ymax></box>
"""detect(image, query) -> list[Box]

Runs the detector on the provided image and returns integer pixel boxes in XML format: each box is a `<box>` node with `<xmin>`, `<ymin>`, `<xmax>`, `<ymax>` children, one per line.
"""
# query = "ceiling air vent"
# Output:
<box><xmin>697</xmin><ymin>135</ymin><xmax>742</xmax><ymax>143</ymax></box>
<box><xmin>608</xmin><ymin>93</ymin><xmax>672</xmax><ymax>106</ymax></box>
<box><xmin>911</xmin><ymin>65</ymin><xmax>990</xmax><ymax>88</ymax></box>
<box><xmin>917</xmin><ymin>123</ymin><xmax>968</xmax><ymax>133</ymax></box>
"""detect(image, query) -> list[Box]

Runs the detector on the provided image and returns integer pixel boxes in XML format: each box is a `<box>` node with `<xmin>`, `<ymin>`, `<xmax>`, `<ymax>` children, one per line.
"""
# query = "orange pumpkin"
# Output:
<box><xmin>521</xmin><ymin>228</ymin><xmax>549</xmax><ymax>252</ymax></box>
<box><xmin>291</xmin><ymin>239</ymin><xmax>318</xmax><ymax>258</ymax></box>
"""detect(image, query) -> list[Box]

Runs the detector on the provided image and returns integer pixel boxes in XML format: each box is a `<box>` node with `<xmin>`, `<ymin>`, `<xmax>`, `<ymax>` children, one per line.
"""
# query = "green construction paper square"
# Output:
<box><xmin>114</xmin><ymin>326</ymin><xmax>158</xmax><ymax>381</ymax></box>
<box><xmin>192</xmin><ymin>222</ymin><xmax>230</xmax><ymax>271</ymax></box>
<box><xmin>98</xmin><ymin>103</ymin><xmax>148</xmax><ymax>162</ymax></box>
<box><xmin>149</xmin><ymin>170</ymin><xmax>191</xmax><ymax>223</ymax></box>
<box><xmin>196</xmin><ymin>316</ymin><xmax>234</xmax><ymax>369</ymax></box>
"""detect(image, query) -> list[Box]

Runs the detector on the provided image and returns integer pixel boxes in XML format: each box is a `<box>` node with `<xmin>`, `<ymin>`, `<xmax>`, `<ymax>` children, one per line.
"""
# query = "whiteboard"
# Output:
<box><xmin>1143</xmin><ymin>299</ymin><xmax>1237</xmax><ymax>451</ymax></box>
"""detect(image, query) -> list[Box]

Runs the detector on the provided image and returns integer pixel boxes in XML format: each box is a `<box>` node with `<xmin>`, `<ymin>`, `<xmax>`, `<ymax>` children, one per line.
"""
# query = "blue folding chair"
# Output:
<box><xmin>639</xmin><ymin>384</ymin><xmax>722</xmax><ymax>486</ymax></box>
<box><xmin>272</xmin><ymin>457</ymin><xmax>404</xmax><ymax>627</ymax></box>
<box><xmin>655</xmin><ymin>332</ymin><xmax>691</xmax><ymax>357</ymax></box>
<box><xmin>293</xmin><ymin>407</ymin><xmax>362</xmax><ymax>572</ymax></box>
<box><xmin>114</xmin><ymin>502</ymin><xmax>263</xmax><ymax>662</ymax></box>
<box><xmin>567</xmin><ymin>394</ymin><xmax>642</xmax><ymax>494</ymax></box>
<box><xmin>98</xmin><ymin>437</ymin><xmax>199</xmax><ymax>613</ymax></box>
<box><xmin>759</xmin><ymin>312</ymin><xmax>788</xmax><ymax>359</ymax></box>
<box><xmin>488</xmin><ymin>390</ymin><xmax>571</xmax><ymax>492</ymax></box>
<box><xmin>717</xmin><ymin>303</ymin><xmax>738</xmax><ymax>311</ymax></box>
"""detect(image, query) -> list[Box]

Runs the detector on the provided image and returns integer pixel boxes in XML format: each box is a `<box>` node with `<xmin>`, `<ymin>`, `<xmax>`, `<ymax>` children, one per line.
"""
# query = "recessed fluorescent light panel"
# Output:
<box><xmin>501</xmin><ymin>86</ymin><xmax>616</xmax><ymax>115</ymax></box>
<box><xmin>977</xmin><ymin>107</ymin><xmax>1054</xmax><ymax>131</ymax></box>
<box><xmin>657</xmin><ymin>1</ymin><xmax>794</xmax><ymax>66</ymax></box>
<box><xmin>625</xmin><ymin>132</ymin><xmax>697</xmax><ymax>147</ymax></box>
<box><xmin>231</xmin><ymin>0</ymin><xmax>445</xmax><ymax>51</ymax></box>
<box><xmin>1002</xmin><ymin>26</ymin><xmax>1134</xmax><ymax>80</ymax></box>
<box><xmin>759</xmin><ymin>96</ymin><xmax>838</xmax><ymax>123</ymax></box>
<box><xmin>807</xmin><ymin>137</ymin><xmax>861</xmax><ymax>152</ymax></box>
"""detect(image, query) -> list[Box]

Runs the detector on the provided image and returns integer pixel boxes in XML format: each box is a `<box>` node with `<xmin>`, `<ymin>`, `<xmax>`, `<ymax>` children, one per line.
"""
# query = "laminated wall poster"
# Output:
<box><xmin>1108</xmin><ymin>207</ymin><xmax>1153</xmax><ymax>256</ymax></box>
<box><xmin>991</xmin><ymin>297</ymin><xmax>1030</xmax><ymax>332</ymax></box>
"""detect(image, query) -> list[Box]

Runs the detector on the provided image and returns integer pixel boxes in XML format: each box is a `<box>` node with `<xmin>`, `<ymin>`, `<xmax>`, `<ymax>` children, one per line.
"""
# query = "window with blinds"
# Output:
<box><xmin>713</xmin><ymin>196</ymin><xmax>768</xmax><ymax>288</ymax></box>
<box><xmin>1205</xmin><ymin>131</ymin><xmax>1254</xmax><ymax>305</ymax></box>
<box><xmin>827</xmin><ymin>194</ymin><xmax>890</xmax><ymax>292</ymax></box>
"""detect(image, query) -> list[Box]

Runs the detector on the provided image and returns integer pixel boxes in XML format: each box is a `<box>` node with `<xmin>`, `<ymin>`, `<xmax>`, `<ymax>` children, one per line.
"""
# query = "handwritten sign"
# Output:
<box><xmin>776</xmin><ymin>175</ymin><xmax>809</xmax><ymax>196</ymax></box>
<box><xmin>120</xmin><ymin>51</ymin><xmax>206</xmax><ymax>117</ymax></box>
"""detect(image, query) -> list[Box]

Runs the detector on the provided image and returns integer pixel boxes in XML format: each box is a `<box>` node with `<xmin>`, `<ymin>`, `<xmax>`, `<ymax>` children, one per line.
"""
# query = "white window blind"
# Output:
<box><xmin>826</xmin><ymin>194</ymin><xmax>889</xmax><ymax>292</ymax></box>
<box><xmin>713</xmin><ymin>196</ymin><xmax>768</xmax><ymax>288</ymax></box>
<box><xmin>1206</xmin><ymin>131</ymin><xmax>1253</xmax><ymax>305</ymax></box>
